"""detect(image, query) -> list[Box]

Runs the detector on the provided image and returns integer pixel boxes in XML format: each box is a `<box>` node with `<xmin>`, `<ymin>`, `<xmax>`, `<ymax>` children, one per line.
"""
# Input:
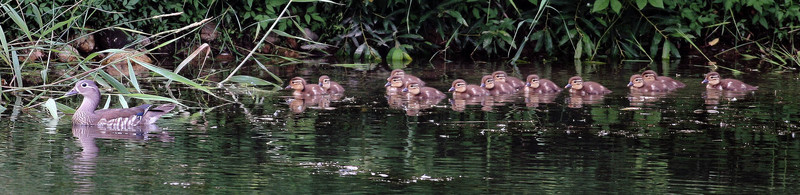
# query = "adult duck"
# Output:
<box><xmin>64</xmin><ymin>80</ymin><xmax>175</xmax><ymax>126</ymax></box>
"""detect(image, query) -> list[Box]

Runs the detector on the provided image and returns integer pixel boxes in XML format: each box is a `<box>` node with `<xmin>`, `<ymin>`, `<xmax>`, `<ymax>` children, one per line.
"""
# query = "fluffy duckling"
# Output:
<box><xmin>702</xmin><ymin>71</ymin><xmax>758</xmax><ymax>91</ymax></box>
<box><xmin>449</xmin><ymin>79</ymin><xmax>489</xmax><ymax>98</ymax></box>
<box><xmin>481</xmin><ymin>75</ymin><xmax>515</xmax><ymax>95</ymax></box>
<box><xmin>492</xmin><ymin>71</ymin><xmax>525</xmax><ymax>90</ymax></box>
<box><xmin>403</xmin><ymin>82</ymin><xmax>446</xmax><ymax>100</ymax></box>
<box><xmin>642</xmin><ymin>70</ymin><xmax>685</xmax><ymax>89</ymax></box>
<box><xmin>525</xmin><ymin>74</ymin><xmax>561</xmax><ymax>93</ymax></box>
<box><xmin>318</xmin><ymin>75</ymin><xmax>345</xmax><ymax>94</ymax></box>
<box><xmin>389</xmin><ymin>69</ymin><xmax>425</xmax><ymax>86</ymax></box>
<box><xmin>286</xmin><ymin>77</ymin><xmax>327</xmax><ymax>97</ymax></box>
<box><xmin>627</xmin><ymin>74</ymin><xmax>669</xmax><ymax>92</ymax></box>
<box><xmin>565</xmin><ymin>76</ymin><xmax>611</xmax><ymax>95</ymax></box>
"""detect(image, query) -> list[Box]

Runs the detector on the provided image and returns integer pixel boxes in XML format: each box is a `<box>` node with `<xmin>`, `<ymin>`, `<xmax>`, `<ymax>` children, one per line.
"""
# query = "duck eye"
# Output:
<box><xmin>81</xmin><ymin>83</ymin><xmax>88</xmax><ymax>88</ymax></box>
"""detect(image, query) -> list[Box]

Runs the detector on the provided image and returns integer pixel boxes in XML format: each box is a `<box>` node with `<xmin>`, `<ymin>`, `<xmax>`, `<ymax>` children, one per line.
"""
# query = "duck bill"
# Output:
<box><xmin>480</xmin><ymin>83</ymin><xmax>485</xmax><ymax>88</ymax></box>
<box><xmin>402</xmin><ymin>88</ymin><xmax>409</xmax><ymax>92</ymax></box>
<box><xmin>448</xmin><ymin>87</ymin><xmax>455</xmax><ymax>92</ymax></box>
<box><xmin>526</xmin><ymin>82</ymin><xmax>531</xmax><ymax>87</ymax></box>
<box><xmin>384</xmin><ymin>82</ymin><xmax>391</xmax><ymax>87</ymax></box>
<box><xmin>701</xmin><ymin>79</ymin><xmax>708</xmax><ymax>84</ymax></box>
<box><xmin>627</xmin><ymin>82</ymin><xmax>633</xmax><ymax>87</ymax></box>
<box><xmin>284</xmin><ymin>85</ymin><xmax>292</xmax><ymax>89</ymax></box>
<box><xmin>564</xmin><ymin>84</ymin><xmax>572</xmax><ymax>89</ymax></box>
<box><xmin>63</xmin><ymin>89</ymin><xmax>78</xmax><ymax>97</ymax></box>
<box><xmin>319</xmin><ymin>83</ymin><xmax>323</xmax><ymax>87</ymax></box>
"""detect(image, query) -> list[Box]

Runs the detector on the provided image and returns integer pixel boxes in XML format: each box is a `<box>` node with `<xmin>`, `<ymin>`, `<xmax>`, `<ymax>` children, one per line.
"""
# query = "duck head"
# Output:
<box><xmin>565</xmin><ymin>76</ymin><xmax>584</xmax><ymax>90</ymax></box>
<box><xmin>642</xmin><ymin>70</ymin><xmax>658</xmax><ymax>82</ymax></box>
<box><xmin>286</xmin><ymin>77</ymin><xmax>307</xmax><ymax>90</ymax></box>
<box><xmin>318</xmin><ymin>75</ymin><xmax>331</xmax><ymax>89</ymax></box>
<box><xmin>526</xmin><ymin>74</ymin><xmax>540</xmax><ymax>88</ymax></box>
<box><xmin>702</xmin><ymin>71</ymin><xmax>720</xmax><ymax>85</ymax></box>
<box><xmin>449</xmin><ymin>79</ymin><xmax>467</xmax><ymax>93</ymax></box>
<box><xmin>403</xmin><ymin>82</ymin><xmax>421</xmax><ymax>95</ymax></box>
<box><xmin>65</xmin><ymin>80</ymin><xmax>100</xmax><ymax>98</ymax></box>
<box><xmin>385</xmin><ymin>75</ymin><xmax>405</xmax><ymax>88</ymax></box>
<box><xmin>480</xmin><ymin>75</ymin><xmax>495</xmax><ymax>89</ymax></box>
<box><xmin>492</xmin><ymin>71</ymin><xmax>507</xmax><ymax>83</ymax></box>
<box><xmin>628</xmin><ymin>74</ymin><xmax>644</xmax><ymax>88</ymax></box>
<box><xmin>391</xmin><ymin>69</ymin><xmax>406</xmax><ymax>77</ymax></box>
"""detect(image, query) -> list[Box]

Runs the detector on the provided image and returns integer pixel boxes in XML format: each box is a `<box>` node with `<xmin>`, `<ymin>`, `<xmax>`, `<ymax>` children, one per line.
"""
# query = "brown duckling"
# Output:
<box><xmin>389</xmin><ymin>69</ymin><xmax>425</xmax><ymax>86</ymax></box>
<box><xmin>492</xmin><ymin>71</ymin><xmax>525</xmax><ymax>90</ymax></box>
<box><xmin>642</xmin><ymin>70</ymin><xmax>685</xmax><ymax>89</ymax></box>
<box><xmin>565</xmin><ymin>76</ymin><xmax>611</xmax><ymax>95</ymax></box>
<box><xmin>385</xmin><ymin>75</ymin><xmax>408</xmax><ymax>94</ymax></box>
<box><xmin>627</xmin><ymin>74</ymin><xmax>669</xmax><ymax>92</ymax></box>
<box><xmin>702</xmin><ymin>71</ymin><xmax>758</xmax><ymax>91</ymax></box>
<box><xmin>403</xmin><ymin>82</ymin><xmax>446</xmax><ymax>100</ymax></box>
<box><xmin>318</xmin><ymin>75</ymin><xmax>345</xmax><ymax>94</ymax></box>
<box><xmin>449</xmin><ymin>79</ymin><xmax>489</xmax><ymax>98</ymax></box>
<box><xmin>286</xmin><ymin>77</ymin><xmax>327</xmax><ymax>97</ymax></box>
<box><xmin>481</xmin><ymin>75</ymin><xmax>515</xmax><ymax>95</ymax></box>
<box><xmin>525</xmin><ymin>74</ymin><xmax>562</xmax><ymax>93</ymax></box>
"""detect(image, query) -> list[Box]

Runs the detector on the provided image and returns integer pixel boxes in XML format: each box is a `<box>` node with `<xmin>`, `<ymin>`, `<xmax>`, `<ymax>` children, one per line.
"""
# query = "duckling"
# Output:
<box><xmin>525</xmin><ymin>74</ymin><xmax>561</xmax><ymax>93</ymax></box>
<box><xmin>403</xmin><ymin>82</ymin><xmax>446</xmax><ymax>100</ymax></box>
<box><xmin>318</xmin><ymin>75</ymin><xmax>345</xmax><ymax>94</ymax></box>
<box><xmin>480</xmin><ymin>75</ymin><xmax>515</xmax><ymax>95</ymax></box>
<box><xmin>449</xmin><ymin>79</ymin><xmax>489</xmax><ymax>98</ymax></box>
<box><xmin>565</xmin><ymin>76</ymin><xmax>611</xmax><ymax>95</ymax></box>
<box><xmin>385</xmin><ymin>75</ymin><xmax>407</xmax><ymax>94</ymax></box>
<box><xmin>285</xmin><ymin>77</ymin><xmax>327</xmax><ymax>97</ymax></box>
<box><xmin>702</xmin><ymin>71</ymin><xmax>758</xmax><ymax>91</ymax></box>
<box><xmin>492</xmin><ymin>71</ymin><xmax>525</xmax><ymax>90</ymax></box>
<box><xmin>627</xmin><ymin>74</ymin><xmax>669</xmax><ymax>92</ymax></box>
<box><xmin>389</xmin><ymin>69</ymin><xmax>425</xmax><ymax>86</ymax></box>
<box><xmin>642</xmin><ymin>70</ymin><xmax>685</xmax><ymax>89</ymax></box>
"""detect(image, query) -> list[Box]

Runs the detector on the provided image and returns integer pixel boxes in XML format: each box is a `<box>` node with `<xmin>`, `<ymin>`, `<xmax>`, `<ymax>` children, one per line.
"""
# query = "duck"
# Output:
<box><xmin>492</xmin><ymin>71</ymin><xmax>525</xmax><ymax>90</ymax></box>
<box><xmin>627</xmin><ymin>74</ymin><xmax>669</xmax><ymax>92</ymax></box>
<box><xmin>285</xmin><ymin>77</ymin><xmax>327</xmax><ymax>97</ymax></box>
<box><xmin>525</xmin><ymin>74</ymin><xmax>561</xmax><ymax>93</ymax></box>
<box><xmin>449</xmin><ymin>79</ymin><xmax>489</xmax><ymax>98</ymax></box>
<box><xmin>385</xmin><ymin>75</ymin><xmax>408</xmax><ymax>94</ymax></box>
<box><xmin>642</xmin><ymin>70</ymin><xmax>685</xmax><ymax>90</ymax></box>
<box><xmin>389</xmin><ymin>69</ymin><xmax>425</xmax><ymax>86</ymax></box>
<box><xmin>403</xmin><ymin>82</ymin><xmax>446</xmax><ymax>100</ymax></box>
<box><xmin>64</xmin><ymin>80</ymin><xmax>175</xmax><ymax>126</ymax></box>
<box><xmin>318</xmin><ymin>75</ymin><xmax>345</xmax><ymax>94</ymax></box>
<box><xmin>481</xmin><ymin>75</ymin><xmax>515</xmax><ymax>95</ymax></box>
<box><xmin>702</xmin><ymin>71</ymin><xmax>758</xmax><ymax>91</ymax></box>
<box><xmin>564</xmin><ymin>76</ymin><xmax>611</xmax><ymax>95</ymax></box>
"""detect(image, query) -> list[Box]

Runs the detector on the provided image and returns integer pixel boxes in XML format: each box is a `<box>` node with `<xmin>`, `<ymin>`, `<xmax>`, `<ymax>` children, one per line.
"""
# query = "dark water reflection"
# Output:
<box><xmin>1</xmin><ymin>60</ymin><xmax>800</xmax><ymax>194</ymax></box>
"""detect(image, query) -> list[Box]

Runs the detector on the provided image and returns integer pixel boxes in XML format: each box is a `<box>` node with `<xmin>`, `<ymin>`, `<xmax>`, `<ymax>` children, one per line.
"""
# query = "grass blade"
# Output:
<box><xmin>103</xmin><ymin>95</ymin><xmax>111</xmax><ymax>109</ymax></box>
<box><xmin>168</xmin><ymin>43</ymin><xmax>208</xmax><ymax>86</ymax></box>
<box><xmin>39</xmin><ymin>15</ymin><xmax>80</xmax><ymax>37</ymax></box>
<box><xmin>117</xmin><ymin>94</ymin><xmax>129</xmax><ymax>108</ymax></box>
<box><xmin>120</xmin><ymin>93</ymin><xmax>184</xmax><ymax>106</ymax></box>
<box><xmin>229</xmin><ymin>75</ymin><xmax>280</xmax><ymax>88</ymax></box>
<box><xmin>127</xmin><ymin>60</ymin><xmax>141</xmax><ymax>93</ymax></box>
<box><xmin>2</xmin><ymin>4</ymin><xmax>31</xmax><ymax>41</ymax></box>
<box><xmin>12</xmin><ymin>51</ymin><xmax>22</xmax><ymax>87</ymax></box>
<box><xmin>132</xmin><ymin>59</ymin><xmax>213</xmax><ymax>94</ymax></box>
<box><xmin>0</xmin><ymin>25</ymin><xmax>9</xmax><ymax>65</ymax></box>
<box><xmin>44</xmin><ymin>98</ymin><xmax>58</xmax><ymax>119</ymax></box>
<box><xmin>56</xmin><ymin>102</ymin><xmax>76</xmax><ymax>114</ymax></box>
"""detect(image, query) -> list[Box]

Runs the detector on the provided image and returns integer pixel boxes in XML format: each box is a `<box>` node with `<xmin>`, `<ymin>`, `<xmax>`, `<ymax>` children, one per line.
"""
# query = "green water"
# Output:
<box><xmin>2</xmin><ymin>61</ymin><xmax>800</xmax><ymax>194</ymax></box>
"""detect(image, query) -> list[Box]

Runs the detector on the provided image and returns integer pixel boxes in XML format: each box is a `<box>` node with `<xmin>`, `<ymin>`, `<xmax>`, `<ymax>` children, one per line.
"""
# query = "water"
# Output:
<box><xmin>2</xmin><ymin>60</ymin><xmax>800</xmax><ymax>194</ymax></box>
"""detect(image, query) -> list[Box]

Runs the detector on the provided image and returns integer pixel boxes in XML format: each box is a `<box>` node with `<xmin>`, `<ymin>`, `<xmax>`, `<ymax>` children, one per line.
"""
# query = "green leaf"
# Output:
<box><xmin>592</xmin><ymin>0</ymin><xmax>610</xmax><ymax>12</ymax></box>
<box><xmin>44</xmin><ymin>98</ymin><xmax>58</xmax><ymax>119</ymax></box>
<box><xmin>118</xmin><ymin>94</ymin><xmax>129</xmax><ymax>108</ymax></box>
<box><xmin>56</xmin><ymin>102</ymin><xmax>76</xmax><ymax>114</ymax></box>
<box><xmin>610</xmin><ymin>0</ymin><xmax>622</xmax><ymax>14</ymax></box>
<box><xmin>229</xmin><ymin>75</ymin><xmax>279</xmax><ymax>87</ymax></box>
<box><xmin>40</xmin><ymin>15</ymin><xmax>79</xmax><ymax>37</ymax></box>
<box><xmin>2</xmin><ymin>4</ymin><xmax>31</xmax><ymax>41</ymax></box>
<box><xmin>648</xmin><ymin>0</ymin><xmax>664</xmax><ymax>8</ymax></box>
<box><xmin>127</xmin><ymin>60</ymin><xmax>141</xmax><ymax>93</ymax></box>
<box><xmin>120</xmin><ymin>93</ymin><xmax>184</xmax><ymax>106</ymax></box>
<box><xmin>574</xmin><ymin>39</ymin><xmax>583</xmax><ymax>59</ymax></box>
<box><xmin>132</xmin><ymin>59</ymin><xmax>213</xmax><ymax>94</ymax></box>
<box><xmin>636</xmin><ymin>0</ymin><xmax>648</xmax><ymax>9</ymax></box>
<box><xmin>446</xmin><ymin>10</ymin><xmax>469</xmax><ymax>27</ymax></box>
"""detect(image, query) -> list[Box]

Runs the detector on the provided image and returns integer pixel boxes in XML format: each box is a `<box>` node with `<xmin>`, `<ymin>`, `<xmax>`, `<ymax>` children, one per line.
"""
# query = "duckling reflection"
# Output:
<box><xmin>405</xmin><ymin>98</ymin><xmax>444</xmax><ymax>116</ymax></box>
<box><xmin>628</xmin><ymin>91</ymin><xmax>668</xmax><ymax>106</ymax></box>
<box><xmin>288</xmin><ymin>95</ymin><xmax>331</xmax><ymax>114</ymax></box>
<box><xmin>71</xmin><ymin>125</ymin><xmax>171</xmax><ymax>194</ymax></box>
<box><xmin>703</xmin><ymin>88</ymin><xmax>750</xmax><ymax>107</ymax></box>
<box><xmin>449</xmin><ymin>96</ymin><xmax>487</xmax><ymax>112</ymax></box>
<box><xmin>567</xmin><ymin>94</ymin><xmax>606</xmax><ymax>109</ymax></box>
<box><xmin>525</xmin><ymin>93</ymin><xmax>558</xmax><ymax>108</ymax></box>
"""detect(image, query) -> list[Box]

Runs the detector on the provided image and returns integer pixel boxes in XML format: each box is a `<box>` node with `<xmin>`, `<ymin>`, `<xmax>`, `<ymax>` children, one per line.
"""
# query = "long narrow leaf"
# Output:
<box><xmin>120</xmin><ymin>93</ymin><xmax>184</xmax><ymax>106</ymax></box>
<box><xmin>168</xmin><ymin>43</ymin><xmax>209</xmax><ymax>86</ymax></box>
<box><xmin>127</xmin><ymin>60</ymin><xmax>141</xmax><ymax>93</ymax></box>
<box><xmin>44</xmin><ymin>98</ymin><xmax>58</xmax><ymax>119</ymax></box>
<box><xmin>56</xmin><ymin>102</ymin><xmax>76</xmax><ymax>114</ymax></box>
<box><xmin>2</xmin><ymin>4</ymin><xmax>31</xmax><ymax>41</ymax></box>
<box><xmin>132</xmin><ymin>59</ymin><xmax>212</xmax><ymax>94</ymax></box>
<box><xmin>117</xmin><ymin>94</ymin><xmax>129</xmax><ymax>108</ymax></box>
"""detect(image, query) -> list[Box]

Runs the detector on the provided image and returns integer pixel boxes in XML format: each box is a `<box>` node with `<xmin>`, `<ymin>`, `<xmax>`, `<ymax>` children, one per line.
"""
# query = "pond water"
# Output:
<box><xmin>2</xmin><ymin>60</ymin><xmax>800</xmax><ymax>194</ymax></box>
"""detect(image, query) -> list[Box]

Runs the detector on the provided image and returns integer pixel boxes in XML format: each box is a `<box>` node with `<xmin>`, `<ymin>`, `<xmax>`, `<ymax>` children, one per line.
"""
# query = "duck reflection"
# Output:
<box><xmin>567</xmin><ymin>94</ymin><xmax>606</xmax><ymax>108</ymax></box>
<box><xmin>525</xmin><ymin>93</ymin><xmax>558</xmax><ymax>108</ymax></box>
<box><xmin>386</xmin><ymin>94</ymin><xmax>443</xmax><ymax>116</ymax></box>
<box><xmin>449</xmin><ymin>96</ymin><xmax>486</xmax><ymax>112</ymax></box>
<box><xmin>71</xmin><ymin>125</ymin><xmax>171</xmax><ymax>194</ymax></box>
<box><xmin>703</xmin><ymin>88</ymin><xmax>750</xmax><ymax>107</ymax></box>
<box><xmin>627</xmin><ymin>91</ymin><xmax>668</xmax><ymax>106</ymax></box>
<box><xmin>288</xmin><ymin>95</ymin><xmax>332</xmax><ymax>114</ymax></box>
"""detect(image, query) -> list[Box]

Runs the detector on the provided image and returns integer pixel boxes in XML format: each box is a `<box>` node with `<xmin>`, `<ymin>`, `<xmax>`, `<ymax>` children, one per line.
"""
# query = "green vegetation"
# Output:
<box><xmin>1</xmin><ymin>0</ymin><xmax>799</xmax><ymax>112</ymax></box>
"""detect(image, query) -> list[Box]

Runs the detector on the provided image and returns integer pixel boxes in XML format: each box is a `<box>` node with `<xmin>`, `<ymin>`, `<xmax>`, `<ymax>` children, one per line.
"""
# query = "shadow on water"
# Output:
<box><xmin>2</xmin><ymin>59</ymin><xmax>800</xmax><ymax>193</ymax></box>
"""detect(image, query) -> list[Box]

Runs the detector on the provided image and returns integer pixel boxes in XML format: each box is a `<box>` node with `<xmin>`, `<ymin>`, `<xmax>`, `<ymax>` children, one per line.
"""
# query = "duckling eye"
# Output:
<box><xmin>635</xmin><ymin>78</ymin><xmax>642</xmax><ymax>82</ymax></box>
<box><xmin>457</xmin><ymin>84</ymin><xmax>464</xmax><ymax>87</ymax></box>
<box><xmin>81</xmin><ymin>83</ymin><xmax>88</xmax><ymax>88</ymax></box>
<box><xmin>532</xmin><ymin>79</ymin><xmax>539</xmax><ymax>82</ymax></box>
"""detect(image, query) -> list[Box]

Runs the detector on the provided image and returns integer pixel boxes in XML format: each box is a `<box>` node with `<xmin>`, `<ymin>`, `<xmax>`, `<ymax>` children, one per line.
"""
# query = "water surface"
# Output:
<box><xmin>1</xmin><ymin>61</ymin><xmax>799</xmax><ymax>194</ymax></box>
